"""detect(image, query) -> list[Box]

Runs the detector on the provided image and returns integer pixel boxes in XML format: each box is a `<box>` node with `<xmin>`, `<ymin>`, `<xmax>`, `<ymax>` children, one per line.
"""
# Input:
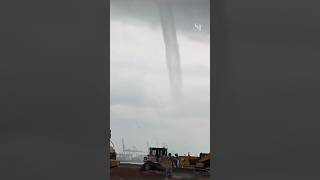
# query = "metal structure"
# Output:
<box><xmin>116</xmin><ymin>138</ymin><xmax>148</xmax><ymax>162</ymax></box>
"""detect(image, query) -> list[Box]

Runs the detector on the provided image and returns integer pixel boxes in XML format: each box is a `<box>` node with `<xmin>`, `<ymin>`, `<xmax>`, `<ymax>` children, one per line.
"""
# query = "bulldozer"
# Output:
<box><xmin>141</xmin><ymin>147</ymin><xmax>211</xmax><ymax>177</ymax></box>
<box><xmin>178</xmin><ymin>152</ymin><xmax>210</xmax><ymax>176</ymax></box>
<box><xmin>110</xmin><ymin>142</ymin><xmax>120</xmax><ymax>168</ymax></box>
<box><xmin>196</xmin><ymin>153</ymin><xmax>210</xmax><ymax>170</ymax></box>
<box><xmin>179</xmin><ymin>153</ymin><xmax>210</xmax><ymax>169</ymax></box>
<box><xmin>109</xmin><ymin>130</ymin><xmax>120</xmax><ymax>168</ymax></box>
<box><xmin>179</xmin><ymin>154</ymin><xmax>199</xmax><ymax>168</ymax></box>
<box><xmin>141</xmin><ymin>147</ymin><xmax>169</xmax><ymax>172</ymax></box>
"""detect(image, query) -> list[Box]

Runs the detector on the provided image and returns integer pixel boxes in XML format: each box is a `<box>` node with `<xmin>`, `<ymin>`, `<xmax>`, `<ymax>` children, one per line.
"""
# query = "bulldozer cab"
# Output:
<box><xmin>149</xmin><ymin>147</ymin><xmax>167</xmax><ymax>157</ymax></box>
<box><xmin>145</xmin><ymin>147</ymin><xmax>168</xmax><ymax>163</ymax></box>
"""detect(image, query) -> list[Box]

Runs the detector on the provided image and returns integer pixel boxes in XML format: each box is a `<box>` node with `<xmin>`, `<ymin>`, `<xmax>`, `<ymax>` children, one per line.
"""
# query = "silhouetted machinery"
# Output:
<box><xmin>141</xmin><ymin>147</ymin><xmax>168</xmax><ymax>171</ymax></box>
<box><xmin>141</xmin><ymin>147</ymin><xmax>210</xmax><ymax>175</ymax></box>
<box><xmin>109</xmin><ymin>130</ymin><xmax>120</xmax><ymax>168</ymax></box>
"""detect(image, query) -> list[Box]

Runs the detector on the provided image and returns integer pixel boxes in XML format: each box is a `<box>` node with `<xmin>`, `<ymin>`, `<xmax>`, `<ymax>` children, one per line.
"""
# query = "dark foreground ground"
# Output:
<box><xmin>111</xmin><ymin>163</ymin><xmax>210</xmax><ymax>180</ymax></box>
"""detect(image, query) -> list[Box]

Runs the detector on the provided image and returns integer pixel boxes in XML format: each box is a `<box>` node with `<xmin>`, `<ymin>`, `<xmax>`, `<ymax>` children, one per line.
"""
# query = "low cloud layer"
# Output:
<box><xmin>111</xmin><ymin>0</ymin><xmax>210</xmax><ymax>43</ymax></box>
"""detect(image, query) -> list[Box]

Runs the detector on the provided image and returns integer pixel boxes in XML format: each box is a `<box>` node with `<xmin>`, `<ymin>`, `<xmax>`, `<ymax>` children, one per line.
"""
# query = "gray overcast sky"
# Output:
<box><xmin>110</xmin><ymin>0</ymin><xmax>210</xmax><ymax>156</ymax></box>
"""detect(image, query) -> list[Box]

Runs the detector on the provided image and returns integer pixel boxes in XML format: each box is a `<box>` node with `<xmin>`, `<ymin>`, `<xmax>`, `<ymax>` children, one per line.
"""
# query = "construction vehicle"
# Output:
<box><xmin>178</xmin><ymin>152</ymin><xmax>210</xmax><ymax>176</ymax></box>
<box><xmin>179</xmin><ymin>154</ymin><xmax>199</xmax><ymax>168</ymax></box>
<box><xmin>109</xmin><ymin>130</ymin><xmax>120</xmax><ymax>168</ymax></box>
<box><xmin>196</xmin><ymin>153</ymin><xmax>210</xmax><ymax>170</ymax></box>
<box><xmin>141</xmin><ymin>147</ymin><xmax>169</xmax><ymax>172</ymax></box>
<box><xmin>110</xmin><ymin>141</ymin><xmax>120</xmax><ymax>168</ymax></box>
<box><xmin>141</xmin><ymin>147</ymin><xmax>210</xmax><ymax>176</ymax></box>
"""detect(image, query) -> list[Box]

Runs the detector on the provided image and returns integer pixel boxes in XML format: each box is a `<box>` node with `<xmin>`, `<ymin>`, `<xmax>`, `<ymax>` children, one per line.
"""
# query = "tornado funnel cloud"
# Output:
<box><xmin>157</xmin><ymin>0</ymin><xmax>183</xmax><ymax>102</ymax></box>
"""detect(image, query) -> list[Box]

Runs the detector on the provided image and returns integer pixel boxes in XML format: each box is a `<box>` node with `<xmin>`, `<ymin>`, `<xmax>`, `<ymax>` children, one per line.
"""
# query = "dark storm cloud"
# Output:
<box><xmin>110</xmin><ymin>0</ymin><xmax>210</xmax><ymax>43</ymax></box>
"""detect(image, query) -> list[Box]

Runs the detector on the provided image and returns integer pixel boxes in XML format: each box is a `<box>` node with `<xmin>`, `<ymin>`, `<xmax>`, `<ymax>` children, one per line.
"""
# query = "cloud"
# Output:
<box><xmin>110</xmin><ymin>0</ymin><xmax>210</xmax><ymax>43</ymax></box>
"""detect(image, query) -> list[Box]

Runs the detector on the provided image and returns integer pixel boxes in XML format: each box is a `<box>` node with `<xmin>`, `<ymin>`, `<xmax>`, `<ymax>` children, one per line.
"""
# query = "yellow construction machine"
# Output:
<box><xmin>109</xmin><ymin>130</ymin><xmax>120</xmax><ymax>168</ymax></box>
<box><xmin>141</xmin><ymin>147</ymin><xmax>210</xmax><ymax>177</ymax></box>
<box><xmin>141</xmin><ymin>147</ymin><xmax>169</xmax><ymax>172</ymax></box>
<box><xmin>110</xmin><ymin>141</ymin><xmax>120</xmax><ymax>168</ymax></box>
<box><xmin>196</xmin><ymin>153</ymin><xmax>210</xmax><ymax>170</ymax></box>
<box><xmin>179</xmin><ymin>154</ymin><xmax>199</xmax><ymax>168</ymax></box>
<box><xmin>179</xmin><ymin>152</ymin><xmax>210</xmax><ymax>174</ymax></box>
